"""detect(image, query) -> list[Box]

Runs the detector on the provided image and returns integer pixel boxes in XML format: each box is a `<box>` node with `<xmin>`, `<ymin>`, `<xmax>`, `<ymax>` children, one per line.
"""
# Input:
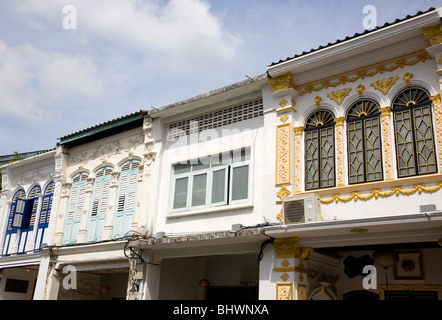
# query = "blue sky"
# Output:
<box><xmin>0</xmin><ymin>0</ymin><xmax>440</xmax><ymax>155</ymax></box>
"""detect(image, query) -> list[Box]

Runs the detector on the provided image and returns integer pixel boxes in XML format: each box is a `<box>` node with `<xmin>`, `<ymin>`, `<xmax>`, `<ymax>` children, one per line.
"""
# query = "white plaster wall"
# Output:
<box><xmin>153</xmin><ymin>91</ymin><xmax>276</xmax><ymax>236</ymax></box>
<box><xmin>0</xmin><ymin>267</ymin><xmax>39</xmax><ymax>300</ymax></box>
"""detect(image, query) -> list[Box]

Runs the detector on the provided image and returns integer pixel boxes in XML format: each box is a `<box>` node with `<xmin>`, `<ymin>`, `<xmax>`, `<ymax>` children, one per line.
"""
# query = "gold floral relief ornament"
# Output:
<box><xmin>422</xmin><ymin>25</ymin><xmax>442</xmax><ymax>46</ymax></box>
<box><xmin>276</xmin><ymin>185</ymin><xmax>291</xmax><ymax>200</ymax></box>
<box><xmin>357</xmin><ymin>84</ymin><xmax>365</xmax><ymax>97</ymax></box>
<box><xmin>314</xmin><ymin>96</ymin><xmax>322</xmax><ymax>108</ymax></box>
<box><xmin>321</xmin><ymin>182</ymin><xmax>442</xmax><ymax>204</ymax></box>
<box><xmin>268</xmin><ymin>72</ymin><xmax>296</xmax><ymax>93</ymax></box>
<box><xmin>403</xmin><ymin>72</ymin><xmax>413</xmax><ymax>85</ymax></box>
<box><xmin>370</xmin><ymin>76</ymin><xmax>399</xmax><ymax>95</ymax></box>
<box><xmin>326</xmin><ymin>88</ymin><xmax>352</xmax><ymax>105</ymax></box>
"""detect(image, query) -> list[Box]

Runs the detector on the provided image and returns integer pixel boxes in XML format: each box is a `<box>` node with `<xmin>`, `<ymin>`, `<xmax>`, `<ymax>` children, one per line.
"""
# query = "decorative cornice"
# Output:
<box><xmin>370</xmin><ymin>76</ymin><xmax>399</xmax><ymax>95</ymax></box>
<box><xmin>321</xmin><ymin>181</ymin><xmax>442</xmax><ymax>204</ymax></box>
<box><xmin>298</xmin><ymin>51</ymin><xmax>431</xmax><ymax>96</ymax></box>
<box><xmin>268</xmin><ymin>72</ymin><xmax>296</xmax><ymax>93</ymax></box>
<box><xmin>327</xmin><ymin>88</ymin><xmax>352</xmax><ymax>105</ymax></box>
<box><xmin>422</xmin><ymin>25</ymin><xmax>442</xmax><ymax>46</ymax></box>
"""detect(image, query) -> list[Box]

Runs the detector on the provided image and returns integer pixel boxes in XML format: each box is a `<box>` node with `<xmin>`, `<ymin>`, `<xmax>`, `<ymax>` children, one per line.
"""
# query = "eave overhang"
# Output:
<box><xmin>267</xmin><ymin>8</ymin><xmax>442</xmax><ymax>87</ymax></box>
<box><xmin>265</xmin><ymin>212</ymin><xmax>442</xmax><ymax>249</ymax></box>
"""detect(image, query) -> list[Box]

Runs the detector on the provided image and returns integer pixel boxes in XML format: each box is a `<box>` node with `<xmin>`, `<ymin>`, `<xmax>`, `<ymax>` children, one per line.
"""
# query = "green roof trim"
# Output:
<box><xmin>59</xmin><ymin>112</ymin><xmax>144</xmax><ymax>146</ymax></box>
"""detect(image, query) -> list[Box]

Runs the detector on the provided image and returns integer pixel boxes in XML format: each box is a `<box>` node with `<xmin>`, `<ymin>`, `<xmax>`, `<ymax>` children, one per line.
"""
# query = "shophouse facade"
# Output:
<box><xmin>39</xmin><ymin>111</ymin><xmax>157</xmax><ymax>300</ymax></box>
<box><xmin>0</xmin><ymin>7</ymin><xmax>441</xmax><ymax>301</ymax></box>
<box><xmin>259</xmin><ymin>7</ymin><xmax>442</xmax><ymax>300</ymax></box>
<box><xmin>0</xmin><ymin>150</ymin><xmax>57</xmax><ymax>299</ymax></box>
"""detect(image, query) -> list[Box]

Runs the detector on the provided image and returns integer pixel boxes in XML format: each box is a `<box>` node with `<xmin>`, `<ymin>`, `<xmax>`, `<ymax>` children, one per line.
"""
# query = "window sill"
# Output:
<box><xmin>167</xmin><ymin>202</ymin><xmax>253</xmax><ymax>219</ymax></box>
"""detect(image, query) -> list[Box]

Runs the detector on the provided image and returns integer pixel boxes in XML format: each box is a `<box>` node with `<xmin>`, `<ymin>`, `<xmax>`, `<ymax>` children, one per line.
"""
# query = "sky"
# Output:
<box><xmin>0</xmin><ymin>0</ymin><xmax>440</xmax><ymax>155</ymax></box>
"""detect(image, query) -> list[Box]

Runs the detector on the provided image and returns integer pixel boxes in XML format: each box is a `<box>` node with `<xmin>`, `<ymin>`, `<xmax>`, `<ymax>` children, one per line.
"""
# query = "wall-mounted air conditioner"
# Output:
<box><xmin>282</xmin><ymin>194</ymin><xmax>321</xmax><ymax>225</ymax></box>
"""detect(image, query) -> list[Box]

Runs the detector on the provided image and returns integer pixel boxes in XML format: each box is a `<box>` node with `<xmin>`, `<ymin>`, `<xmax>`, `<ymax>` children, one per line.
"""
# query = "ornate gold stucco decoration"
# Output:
<box><xmin>279</xmin><ymin>114</ymin><xmax>289</xmax><ymax>123</ymax></box>
<box><xmin>299</xmin><ymin>51</ymin><xmax>431</xmax><ymax>96</ymax></box>
<box><xmin>350</xmin><ymin>228</ymin><xmax>369</xmax><ymax>234</ymax></box>
<box><xmin>327</xmin><ymin>88</ymin><xmax>352</xmax><ymax>105</ymax></box>
<box><xmin>370</xmin><ymin>76</ymin><xmax>399</xmax><ymax>95</ymax></box>
<box><xmin>276</xmin><ymin>283</ymin><xmax>293</xmax><ymax>300</ymax></box>
<box><xmin>403</xmin><ymin>72</ymin><xmax>413</xmax><ymax>85</ymax></box>
<box><xmin>356</xmin><ymin>84</ymin><xmax>365</xmax><ymax>97</ymax></box>
<box><xmin>274</xmin><ymin>237</ymin><xmax>313</xmax><ymax>260</ymax></box>
<box><xmin>276</xmin><ymin>185</ymin><xmax>291</xmax><ymax>199</ymax></box>
<box><xmin>321</xmin><ymin>182</ymin><xmax>442</xmax><ymax>204</ymax></box>
<box><xmin>276</xmin><ymin>124</ymin><xmax>291</xmax><ymax>185</ymax></box>
<box><xmin>314</xmin><ymin>96</ymin><xmax>322</xmax><ymax>107</ymax></box>
<box><xmin>422</xmin><ymin>25</ymin><xmax>442</xmax><ymax>46</ymax></box>
<box><xmin>268</xmin><ymin>72</ymin><xmax>296</xmax><ymax>93</ymax></box>
<box><xmin>279</xmin><ymin>98</ymin><xmax>288</xmax><ymax>108</ymax></box>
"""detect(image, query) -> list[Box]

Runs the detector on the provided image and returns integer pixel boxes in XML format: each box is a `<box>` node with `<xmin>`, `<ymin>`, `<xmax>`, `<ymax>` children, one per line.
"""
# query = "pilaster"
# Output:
<box><xmin>334</xmin><ymin>117</ymin><xmax>345</xmax><ymax>187</ymax></box>
<box><xmin>273</xmin><ymin>237</ymin><xmax>313</xmax><ymax>300</ymax></box>
<box><xmin>380</xmin><ymin>107</ymin><xmax>394</xmax><ymax>180</ymax></box>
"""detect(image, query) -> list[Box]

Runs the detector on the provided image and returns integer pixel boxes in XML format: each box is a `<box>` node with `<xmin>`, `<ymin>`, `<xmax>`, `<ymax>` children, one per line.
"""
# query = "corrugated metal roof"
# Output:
<box><xmin>268</xmin><ymin>7</ymin><xmax>437</xmax><ymax>67</ymax></box>
<box><xmin>58</xmin><ymin>110</ymin><xmax>148</xmax><ymax>146</ymax></box>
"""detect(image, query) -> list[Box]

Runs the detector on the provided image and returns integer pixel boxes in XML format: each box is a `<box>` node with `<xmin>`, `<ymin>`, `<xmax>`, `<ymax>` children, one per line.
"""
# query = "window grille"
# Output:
<box><xmin>167</xmin><ymin>99</ymin><xmax>263</xmax><ymax>140</ymax></box>
<box><xmin>305</xmin><ymin>110</ymin><xmax>336</xmax><ymax>190</ymax></box>
<box><xmin>347</xmin><ymin>99</ymin><xmax>383</xmax><ymax>184</ymax></box>
<box><xmin>393</xmin><ymin>87</ymin><xmax>437</xmax><ymax>177</ymax></box>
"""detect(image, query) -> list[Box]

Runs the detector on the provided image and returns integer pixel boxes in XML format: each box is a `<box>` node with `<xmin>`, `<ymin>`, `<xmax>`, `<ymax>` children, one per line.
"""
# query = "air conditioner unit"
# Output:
<box><xmin>282</xmin><ymin>194</ymin><xmax>321</xmax><ymax>225</ymax></box>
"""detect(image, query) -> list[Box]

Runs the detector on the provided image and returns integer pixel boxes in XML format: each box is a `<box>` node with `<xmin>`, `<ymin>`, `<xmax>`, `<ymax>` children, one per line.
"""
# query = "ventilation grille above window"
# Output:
<box><xmin>167</xmin><ymin>98</ymin><xmax>264</xmax><ymax>140</ymax></box>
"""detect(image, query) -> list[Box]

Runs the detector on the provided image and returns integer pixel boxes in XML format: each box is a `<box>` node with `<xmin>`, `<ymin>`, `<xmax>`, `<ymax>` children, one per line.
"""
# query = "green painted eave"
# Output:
<box><xmin>59</xmin><ymin>112</ymin><xmax>145</xmax><ymax>146</ymax></box>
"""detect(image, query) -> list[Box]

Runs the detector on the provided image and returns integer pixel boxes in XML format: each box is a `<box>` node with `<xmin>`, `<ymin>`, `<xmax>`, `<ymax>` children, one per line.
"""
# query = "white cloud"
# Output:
<box><xmin>16</xmin><ymin>0</ymin><xmax>241</xmax><ymax>62</ymax></box>
<box><xmin>0</xmin><ymin>40</ymin><xmax>103</xmax><ymax>122</ymax></box>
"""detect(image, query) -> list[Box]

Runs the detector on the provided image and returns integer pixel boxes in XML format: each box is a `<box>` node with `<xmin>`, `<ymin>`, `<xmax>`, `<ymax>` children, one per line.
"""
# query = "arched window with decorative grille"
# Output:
<box><xmin>113</xmin><ymin>160</ymin><xmax>141</xmax><ymax>239</ymax></box>
<box><xmin>305</xmin><ymin>110</ymin><xmax>336</xmax><ymax>190</ymax></box>
<box><xmin>2</xmin><ymin>189</ymin><xmax>25</xmax><ymax>256</ymax></box>
<box><xmin>87</xmin><ymin>167</ymin><xmax>113</xmax><ymax>242</ymax></box>
<box><xmin>63</xmin><ymin>172</ymin><xmax>89</xmax><ymax>245</ymax></box>
<box><xmin>392</xmin><ymin>87</ymin><xmax>437</xmax><ymax>178</ymax></box>
<box><xmin>346</xmin><ymin>99</ymin><xmax>383</xmax><ymax>184</ymax></box>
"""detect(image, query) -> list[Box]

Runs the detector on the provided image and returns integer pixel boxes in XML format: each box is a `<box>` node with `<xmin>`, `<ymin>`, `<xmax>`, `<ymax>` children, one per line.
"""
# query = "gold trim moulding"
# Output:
<box><xmin>296</xmin><ymin>51</ymin><xmax>431</xmax><ymax>96</ymax></box>
<box><xmin>293</xmin><ymin>173</ymin><xmax>442</xmax><ymax>204</ymax></box>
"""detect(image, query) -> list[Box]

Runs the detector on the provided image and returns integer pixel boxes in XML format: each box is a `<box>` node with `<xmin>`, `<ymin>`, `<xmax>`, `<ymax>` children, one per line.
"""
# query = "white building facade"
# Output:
<box><xmin>0</xmin><ymin>150</ymin><xmax>58</xmax><ymax>299</ymax></box>
<box><xmin>259</xmin><ymin>7</ymin><xmax>442</xmax><ymax>300</ymax></box>
<box><xmin>1</xmin><ymin>7</ymin><xmax>441</xmax><ymax>301</ymax></box>
<box><xmin>40</xmin><ymin>111</ymin><xmax>157</xmax><ymax>300</ymax></box>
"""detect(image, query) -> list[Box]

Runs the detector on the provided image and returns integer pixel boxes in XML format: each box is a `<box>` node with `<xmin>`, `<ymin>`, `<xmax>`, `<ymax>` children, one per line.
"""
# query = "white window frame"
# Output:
<box><xmin>170</xmin><ymin>148</ymin><xmax>251</xmax><ymax>213</ymax></box>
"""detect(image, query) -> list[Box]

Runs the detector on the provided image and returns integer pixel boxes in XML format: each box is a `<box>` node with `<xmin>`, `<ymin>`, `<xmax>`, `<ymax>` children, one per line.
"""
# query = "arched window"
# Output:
<box><xmin>63</xmin><ymin>172</ymin><xmax>89</xmax><ymax>245</ymax></box>
<box><xmin>87</xmin><ymin>167</ymin><xmax>113</xmax><ymax>242</ymax></box>
<box><xmin>26</xmin><ymin>185</ymin><xmax>42</xmax><ymax>231</ymax></box>
<box><xmin>113</xmin><ymin>160</ymin><xmax>141</xmax><ymax>239</ymax></box>
<box><xmin>34</xmin><ymin>181</ymin><xmax>54</xmax><ymax>251</ymax></box>
<box><xmin>346</xmin><ymin>99</ymin><xmax>383</xmax><ymax>184</ymax></box>
<box><xmin>2</xmin><ymin>189</ymin><xmax>25</xmax><ymax>256</ymax></box>
<box><xmin>392</xmin><ymin>87</ymin><xmax>437</xmax><ymax>177</ymax></box>
<box><xmin>305</xmin><ymin>110</ymin><xmax>336</xmax><ymax>190</ymax></box>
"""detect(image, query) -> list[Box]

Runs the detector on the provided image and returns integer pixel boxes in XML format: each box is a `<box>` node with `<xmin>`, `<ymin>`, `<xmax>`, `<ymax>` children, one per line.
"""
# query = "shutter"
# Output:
<box><xmin>100</xmin><ymin>179</ymin><xmax>110</xmax><ymax>215</ymax></box>
<box><xmin>12</xmin><ymin>199</ymin><xmax>27</xmax><ymax>228</ymax></box>
<box><xmin>126</xmin><ymin>172</ymin><xmax>137</xmax><ymax>211</ymax></box>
